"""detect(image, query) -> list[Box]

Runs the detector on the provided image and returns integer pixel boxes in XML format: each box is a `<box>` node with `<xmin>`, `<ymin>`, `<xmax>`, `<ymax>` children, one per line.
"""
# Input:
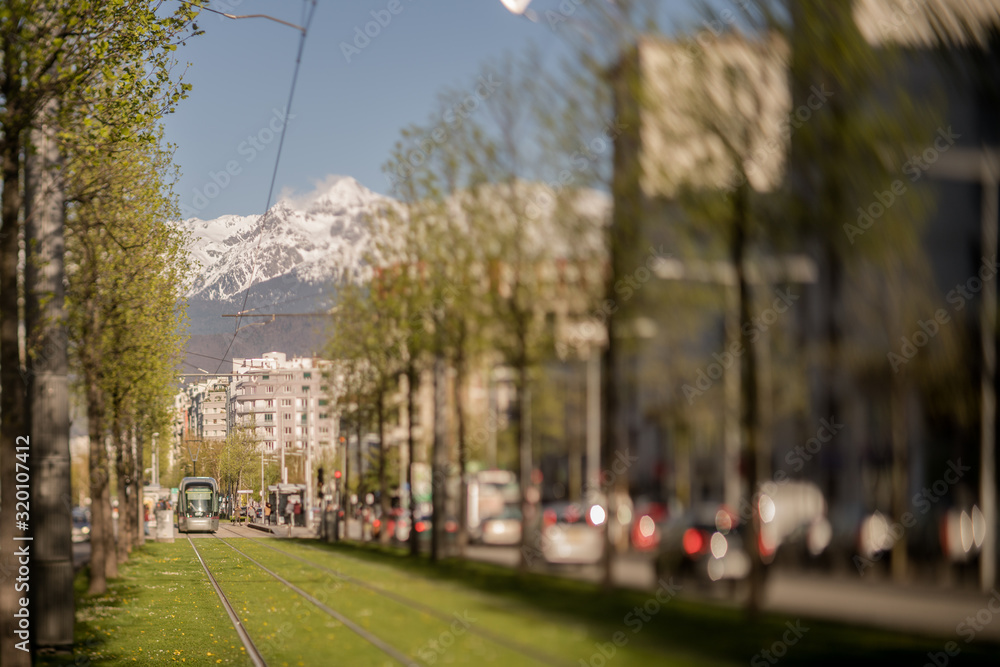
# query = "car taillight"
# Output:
<box><xmin>373</xmin><ymin>519</ymin><xmax>381</xmax><ymax>529</ymax></box>
<box><xmin>415</xmin><ymin>521</ymin><xmax>427</xmax><ymax>533</ymax></box>
<box><xmin>543</xmin><ymin>509</ymin><xmax>557</xmax><ymax>528</ymax></box>
<box><xmin>758</xmin><ymin>531</ymin><xmax>776</xmax><ymax>561</ymax></box>
<box><xmin>683</xmin><ymin>528</ymin><xmax>706</xmax><ymax>556</ymax></box>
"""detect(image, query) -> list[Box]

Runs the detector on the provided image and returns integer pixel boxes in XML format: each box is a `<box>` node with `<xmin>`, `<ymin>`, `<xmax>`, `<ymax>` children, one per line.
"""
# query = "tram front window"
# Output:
<box><xmin>185</xmin><ymin>488</ymin><xmax>213</xmax><ymax>517</ymax></box>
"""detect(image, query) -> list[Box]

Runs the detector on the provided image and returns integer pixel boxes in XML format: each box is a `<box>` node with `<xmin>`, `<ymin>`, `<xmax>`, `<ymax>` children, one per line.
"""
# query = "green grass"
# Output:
<box><xmin>279</xmin><ymin>539</ymin><xmax>1000</xmax><ymax>667</ymax></box>
<box><xmin>36</xmin><ymin>536</ymin><xmax>1000</xmax><ymax>666</ymax></box>
<box><xmin>208</xmin><ymin>537</ymin><xmax>549</xmax><ymax>666</ymax></box>
<box><xmin>41</xmin><ymin>541</ymin><xmax>253</xmax><ymax>666</ymax></box>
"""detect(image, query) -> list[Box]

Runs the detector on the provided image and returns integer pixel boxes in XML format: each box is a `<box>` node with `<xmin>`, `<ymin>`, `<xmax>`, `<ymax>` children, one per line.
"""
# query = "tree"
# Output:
<box><xmin>1</xmin><ymin>3</ymin><xmax>198</xmax><ymax>658</ymax></box>
<box><xmin>64</xmin><ymin>126</ymin><xmax>190</xmax><ymax>591</ymax></box>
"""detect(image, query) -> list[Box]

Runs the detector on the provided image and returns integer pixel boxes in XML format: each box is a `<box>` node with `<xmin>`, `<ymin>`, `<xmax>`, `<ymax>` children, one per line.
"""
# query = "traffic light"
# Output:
<box><xmin>317</xmin><ymin>467</ymin><xmax>325</xmax><ymax>486</ymax></box>
<box><xmin>334</xmin><ymin>470</ymin><xmax>342</xmax><ymax>480</ymax></box>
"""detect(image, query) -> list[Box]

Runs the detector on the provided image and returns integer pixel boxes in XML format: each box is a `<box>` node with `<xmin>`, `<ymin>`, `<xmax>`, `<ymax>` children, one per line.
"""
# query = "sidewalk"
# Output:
<box><xmin>245</xmin><ymin>520</ymin><xmax>318</xmax><ymax>538</ymax></box>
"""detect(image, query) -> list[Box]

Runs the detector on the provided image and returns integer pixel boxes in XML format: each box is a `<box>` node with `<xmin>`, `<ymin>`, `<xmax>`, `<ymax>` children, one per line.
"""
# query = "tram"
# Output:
<box><xmin>177</xmin><ymin>477</ymin><xmax>220</xmax><ymax>533</ymax></box>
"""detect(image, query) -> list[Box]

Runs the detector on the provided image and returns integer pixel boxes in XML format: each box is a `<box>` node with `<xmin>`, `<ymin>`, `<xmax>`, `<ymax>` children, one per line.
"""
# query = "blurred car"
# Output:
<box><xmin>541</xmin><ymin>501</ymin><xmax>605</xmax><ymax>565</ymax></box>
<box><xmin>631</xmin><ymin>499</ymin><xmax>672</xmax><ymax>551</ymax></box>
<box><xmin>655</xmin><ymin>505</ymin><xmax>752</xmax><ymax>585</ymax></box>
<box><xmin>481</xmin><ymin>505</ymin><xmax>522</xmax><ymax>546</ymax></box>
<box><xmin>72</xmin><ymin>507</ymin><xmax>91</xmax><ymax>543</ymax></box>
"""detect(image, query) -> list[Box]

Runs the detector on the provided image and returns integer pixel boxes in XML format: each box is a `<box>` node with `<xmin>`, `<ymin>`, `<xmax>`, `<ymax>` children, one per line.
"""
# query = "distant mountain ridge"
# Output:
<box><xmin>176</xmin><ymin>176</ymin><xmax>610</xmax><ymax>371</ymax></box>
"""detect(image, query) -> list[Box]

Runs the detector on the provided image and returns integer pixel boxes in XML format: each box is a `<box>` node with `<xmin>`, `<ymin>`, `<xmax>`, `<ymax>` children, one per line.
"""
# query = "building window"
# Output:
<box><xmin>284</xmin><ymin>427</ymin><xmax>292</xmax><ymax>435</ymax></box>
<box><xmin>320</xmin><ymin>385</ymin><xmax>328</xmax><ymax>392</ymax></box>
<box><xmin>319</xmin><ymin>427</ymin><xmax>329</xmax><ymax>434</ymax></box>
<box><xmin>284</xmin><ymin>413</ymin><xmax>292</xmax><ymax>420</ymax></box>
<box><xmin>302</xmin><ymin>386</ymin><xmax>310</xmax><ymax>392</ymax></box>
<box><xmin>304</xmin><ymin>372</ymin><xmax>312</xmax><ymax>379</ymax></box>
<box><xmin>319</xmin><ymin>413</ymin><xmax>329</xmax><ymax>420</ymax></box>
<box><xmin>266</xmin><ymin>385</ymin><xmax>275</xmax><ymax>393</ymax></box>
<box><xmin>264</xmin><ymin>414</ymin><xmax>273</xmax><ymax>422</ymax></box>
<box><xmin>318</xmin><ymin>399</ymin><xmax>329</xmax><ymax>406</ymax></box>
<box><xmin>266</xmin><ymin>399</ymin><xmax>274</xmax><ymax>407</ymax></box>
<box><xmin>281</xmin><ymin>399</ymin><xmax>292</xmax><ymax>406</ymax></box>
<box><xmin>262</xmin><ymin>375</ymin><xmax>269</xmax><ymax>380</ymax></box>
<box><xmin>283</xmin><ymin>386</ymin><xmax>292</xmax><ymax>393</ymax></box>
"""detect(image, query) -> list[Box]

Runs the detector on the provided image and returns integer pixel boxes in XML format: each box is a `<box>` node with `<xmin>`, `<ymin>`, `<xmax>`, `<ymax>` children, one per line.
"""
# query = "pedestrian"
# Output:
<box><xmin>264</xmin><ymin>501</ymin><xmax>271</xmax><ymax>525</ymax></box>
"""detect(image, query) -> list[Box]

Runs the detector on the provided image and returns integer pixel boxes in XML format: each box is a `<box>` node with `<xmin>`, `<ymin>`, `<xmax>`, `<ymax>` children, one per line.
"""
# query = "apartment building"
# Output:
<box><xmin>229</xmin><ymin>352</ymin><xmax>339</xmax><ymax>452</ymax></box>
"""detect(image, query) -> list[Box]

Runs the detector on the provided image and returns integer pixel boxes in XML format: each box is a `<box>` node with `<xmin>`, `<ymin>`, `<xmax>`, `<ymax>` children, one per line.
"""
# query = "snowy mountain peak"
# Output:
<box><xmin>179</xmin><ymin>176</ymin><xmax>389</xmax><ymax>304</ymax></box>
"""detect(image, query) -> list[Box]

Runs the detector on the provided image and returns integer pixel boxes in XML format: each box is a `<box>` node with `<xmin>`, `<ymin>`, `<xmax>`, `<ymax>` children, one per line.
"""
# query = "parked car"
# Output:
<box><xmin>654</xmin><ymin>504</ymin><xmax>752</xmax><ymax>586</ymax></box>
<box><xmin>72</xmin><ymin>507</ymin><xmax>91</xmax><ymax>543</ymax></box>
<box><xmin>541</xmin><ymin>501</ymin><xmax>605</xmax><ymax>565</ymax></box>
<box><xmin>481</xmin><ymin>504</ymin><xmax>522</xmax><ymax>546</ymax></box>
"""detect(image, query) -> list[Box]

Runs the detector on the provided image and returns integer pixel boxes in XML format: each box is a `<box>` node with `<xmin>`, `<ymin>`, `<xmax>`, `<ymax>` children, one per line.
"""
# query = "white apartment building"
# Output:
<box><xmin>229</xmin><ymin>352</ymin><xmax>340</xmax><ymax>453</ymax></box>
<box><xmin>188</xmin><ymin>379</ymin><xmax>230</xmax><ymax>441</ymax></box>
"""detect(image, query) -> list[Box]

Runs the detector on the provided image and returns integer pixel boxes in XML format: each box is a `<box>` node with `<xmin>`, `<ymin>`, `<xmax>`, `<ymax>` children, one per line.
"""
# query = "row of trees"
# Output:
<box><xmin>0</xmin><ymin>3</ymin><xmax>201</xmax><ymax>661</ymax></box>
<box><xmin>324</xmin><ymin>0</ymin><xmax>995</xmax><ymax>607</ymax></box>
<box><xmin>326</xmin><ymin>52</ymin><xmax>606</xmax><ymax>561</ymax></box>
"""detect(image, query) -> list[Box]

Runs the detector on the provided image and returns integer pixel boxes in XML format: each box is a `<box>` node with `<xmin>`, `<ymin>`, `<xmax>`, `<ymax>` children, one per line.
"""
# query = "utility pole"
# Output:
<box><xmin>25</xmin><ymin>98</ymin><xmax>73</xmax><ymax>652</ymax></box>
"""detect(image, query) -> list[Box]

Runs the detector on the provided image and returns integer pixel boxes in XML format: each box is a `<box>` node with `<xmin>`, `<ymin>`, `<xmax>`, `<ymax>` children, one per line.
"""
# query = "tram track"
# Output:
<box><xmin>187</xmin><ymin>535</ymin><xmax>267</xmax><ymax>667</ymax></box>
<box><xmin>211</xmin><ymin>527</ymin><xmax>416</xmax><ymax>665</ymax></box>
<box><xmin>216</xmin><ymin>524</ymin><xmax>567</xmax><ymax>667</ymax></box>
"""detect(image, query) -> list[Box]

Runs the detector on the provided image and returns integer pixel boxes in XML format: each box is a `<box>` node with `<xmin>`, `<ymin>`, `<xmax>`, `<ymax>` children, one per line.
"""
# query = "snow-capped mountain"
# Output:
<box><xmin>180</xmin><ymin>175</ymin><xmax>389</xmax><ymax>305</ymax></box>
<box><xmin>177</xmin><ymin>175</ymin><xmax>610</xmax><ymax>367</ymax></box>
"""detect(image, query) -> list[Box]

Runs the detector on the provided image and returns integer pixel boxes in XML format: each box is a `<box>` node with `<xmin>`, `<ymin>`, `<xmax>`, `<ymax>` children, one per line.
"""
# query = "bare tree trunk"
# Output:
<box><xmin>407</xmin><ymin>364</ymin><xmax>419</xmax><ymax>556</ymax></box>
<box><xmin>0</xmin><ymin>94</ymin><xmax>29</xmax><ymax>666</ymax></box>
<box><xmin>24</xmin><ymin>97</ymin><xmax>74</xmax><ymax>651</ymax></box>
<box><xmin>135</xmin><ymin>427</ymin><xmax>145</xmax><ymax>548</ymax></box>
<box><xmin>87</xmin><ymin>388</ymin><xmax>109</xmax><ymax>595</ymax></box>
<box><xmin>732</xmin><ymin>180</ymin><xmax>765</xmax><ymax>617</ymax></box>
<box><xmin>517</xmin><ymin>345</ymin><xmax>532</xmax><ymax>573</ymax></box>
<box><xmin>113</xmin><ymin>405</ymin><xmax>130</xmax><ymax>565</ymax></box>
<box><xmin>103</xmin><ymin>432</ymin><xmax>118</xmax><ymax>580</ymax></box>
<box><xmin>431</xmin><ymin>357</ymin><xmax>447</xmax><ymax>561</ymax></box>
<box><xmin>378</xmin><ymin>389</ymin><xmax>391</xmax><ymax>545</ymax></box>
<box><xmin>453</xmin><ymin>324</ymin><xmax>469</xmax><ymax>556</ymax></box>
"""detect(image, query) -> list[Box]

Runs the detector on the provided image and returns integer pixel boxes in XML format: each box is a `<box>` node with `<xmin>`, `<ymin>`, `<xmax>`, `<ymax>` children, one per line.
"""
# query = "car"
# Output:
<box><xmin>72</xmin><ymin>507</ymin><xmax>91</xmax><ymax>543</ymax></box>
<box><xmin>654</xmin><ymin>504</ymin><xmax>752</xmax><ymax>587</ymax></box>
<box><xmin>631</xmin><ymin>499</ymin><xmax>672</xmax><ymax>551</ymax></box>
<box><xmin>480</xmin><ymin>505</ymin><xmax>522</xmax><ymax>546</ymax></box>
<box><xmin>540</xmin><ymin>501</ymin><xmax>605</xmax><ymax>565</ymax></box>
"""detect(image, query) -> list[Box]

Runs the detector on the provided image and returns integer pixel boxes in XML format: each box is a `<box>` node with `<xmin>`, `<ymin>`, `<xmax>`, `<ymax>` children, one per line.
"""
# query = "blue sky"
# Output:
<box><xmin>162</xmin><ymin>1</ymin><xmax>696</xmax><ymax>220</ymax></box>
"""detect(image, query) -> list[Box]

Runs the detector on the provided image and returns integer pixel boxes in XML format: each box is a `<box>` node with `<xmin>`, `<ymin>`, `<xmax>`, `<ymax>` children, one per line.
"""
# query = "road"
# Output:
<box><xmin>462</xmin><ymin>543</ymin><xmax>1000</xmax><ymax>643</ymax></box>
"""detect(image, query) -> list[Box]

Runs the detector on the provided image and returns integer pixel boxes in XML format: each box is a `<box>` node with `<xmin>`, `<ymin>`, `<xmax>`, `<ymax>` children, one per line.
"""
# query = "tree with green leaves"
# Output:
<box><xmin>1</xmin><ymin>3</ymin><xmax>198</xmax><ymax>658</ymax></box>
<box><xmin>64</xmin><ymin>125</ymin><xmax>190</xmax><ymax>592</ymax></box>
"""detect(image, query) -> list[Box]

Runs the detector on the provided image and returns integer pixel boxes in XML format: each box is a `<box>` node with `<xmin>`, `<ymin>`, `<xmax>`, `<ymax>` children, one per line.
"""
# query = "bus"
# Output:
<box><xmin>177</xmin><ymin>477</ymin><xmax>220</xmax><ymax>533</ymax></box>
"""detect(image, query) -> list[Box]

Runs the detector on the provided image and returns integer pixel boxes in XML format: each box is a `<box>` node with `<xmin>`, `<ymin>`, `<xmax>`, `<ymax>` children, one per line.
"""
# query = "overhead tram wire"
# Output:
<box><xmin>194</xmin><ymin>0</ymin><xmax>319</xmax><ymax>374</ymax></box>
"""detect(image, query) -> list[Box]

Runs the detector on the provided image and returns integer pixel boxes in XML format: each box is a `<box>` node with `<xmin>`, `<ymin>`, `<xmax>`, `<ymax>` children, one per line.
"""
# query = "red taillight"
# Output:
<box><xmin>543</xmin><ymin>509</ymin><xmax>557</xmax><ymax>528</ymax></box>
<box><xmin>758</xmin><ymin>531</ymin><xmax>776</xmax><ymax>561</ymax></box>
<box><xmin>415</xmin><ymin>521</ymin><xmax>427</xmax><ymax>533</ymax></box>
<box><xmin>683</xmin><ymin>528</ymin><xmax>705</xmax><ymax>556</ymax></box>
<box><xmin>373</xmin><ymin>519</ymin><xmax>381</xmax><ymax>529</ymax></box>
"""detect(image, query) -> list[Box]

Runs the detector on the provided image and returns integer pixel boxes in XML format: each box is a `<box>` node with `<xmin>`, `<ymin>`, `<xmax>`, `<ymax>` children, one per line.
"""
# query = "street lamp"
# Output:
<box><xmin>500</xmin><ymin>0</ymin><xmax>532</xmax><ymax>14</ymax></box>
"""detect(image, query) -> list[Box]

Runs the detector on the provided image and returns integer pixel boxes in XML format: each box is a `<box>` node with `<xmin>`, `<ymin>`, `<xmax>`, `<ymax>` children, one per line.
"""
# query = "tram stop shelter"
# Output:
<box><xmin>268</xmin><ymin>483</ymin><xmax>307</xmax><ymax>527</ymax></box>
